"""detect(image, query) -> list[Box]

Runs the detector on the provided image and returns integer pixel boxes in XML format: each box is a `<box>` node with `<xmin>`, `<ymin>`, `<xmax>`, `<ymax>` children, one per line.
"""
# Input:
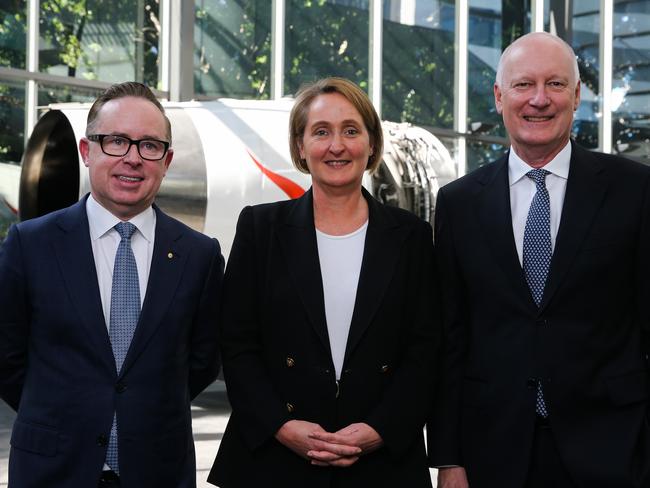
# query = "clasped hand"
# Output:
<box><xmin>275</xmin><ymin>420</ymin><xmax>384</xmax><ymax>467</ymax></box>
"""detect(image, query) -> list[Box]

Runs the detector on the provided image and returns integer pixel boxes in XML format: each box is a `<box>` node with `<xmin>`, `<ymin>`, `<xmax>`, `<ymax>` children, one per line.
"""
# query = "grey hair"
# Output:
<box><xmin>495</xmin><ymin>32</ymin><xmax>580</xmax><ymax>87</ymax></box>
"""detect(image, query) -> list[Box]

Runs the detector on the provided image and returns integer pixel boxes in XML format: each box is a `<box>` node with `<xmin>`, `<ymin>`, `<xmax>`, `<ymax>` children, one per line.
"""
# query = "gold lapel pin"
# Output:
<box><xmin>167</xmin><ymin>252</ymin><xmax>174</xmax><ymax>259</ymax></box>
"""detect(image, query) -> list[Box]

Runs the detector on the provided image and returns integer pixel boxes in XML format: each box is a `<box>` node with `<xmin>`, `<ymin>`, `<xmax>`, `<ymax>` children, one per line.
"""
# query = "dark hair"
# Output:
<box><xmin>289</xmin><ymin>77</ymin><xmax>383</xmax><ymax>174</ymax></box>
<box><xmin>86</xmin><ymin>82</ymin><xmax>172</xmax><ymax>143</ymax></box>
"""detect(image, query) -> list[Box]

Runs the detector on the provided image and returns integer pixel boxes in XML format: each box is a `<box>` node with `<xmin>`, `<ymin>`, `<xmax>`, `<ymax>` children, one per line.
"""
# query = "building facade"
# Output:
<box><xmin>1</xmin><ymin>0</ymin><xmax>648</xmax><ymax>182</ymax></box>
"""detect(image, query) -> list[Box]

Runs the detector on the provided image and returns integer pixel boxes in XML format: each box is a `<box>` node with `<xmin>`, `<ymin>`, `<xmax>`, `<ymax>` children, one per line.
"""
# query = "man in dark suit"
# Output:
<box><xmin>429</xmin><ymin>32</ymin><xmax>650</xmax><ymax>488</ymax></box>
<box><xmin>0</xmin><ymin>82</ymin><xmax>224</xmax><ymax>487</ymax></box>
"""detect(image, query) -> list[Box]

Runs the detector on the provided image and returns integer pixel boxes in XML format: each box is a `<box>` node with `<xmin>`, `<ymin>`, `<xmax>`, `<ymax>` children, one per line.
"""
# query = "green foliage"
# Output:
<box><xmin>194</xmin><ymin>1</ymin><xmax>272</xmax><ymax>99</ymax></box>
<box><xmin>284</xmin><ymin>0</ymin><xmax>369</xmax><ymax>95</ymax></box>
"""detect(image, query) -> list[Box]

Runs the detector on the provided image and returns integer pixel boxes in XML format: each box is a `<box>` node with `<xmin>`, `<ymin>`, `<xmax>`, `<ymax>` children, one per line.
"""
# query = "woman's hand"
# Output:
<box><xmin>307</xmin><ymin>422</ymin><xmax>384</xmax><ymax>466</ymax></box>
<box><xmin>275</xmin><ymin>420</ymin><xmax>362</xmax><ymax>466</ymax></box>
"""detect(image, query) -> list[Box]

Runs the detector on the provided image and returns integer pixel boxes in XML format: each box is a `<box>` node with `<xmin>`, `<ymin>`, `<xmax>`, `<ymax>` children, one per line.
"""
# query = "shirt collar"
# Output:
<box><xmin>86</xmin><ymin>194</ymin><xmax>155</xmax><ymax>243</ymax></box>
<box><xmin>508</xmin><ymin>141</ymin><xmax>572</xmax><ymax>186</ymax></box>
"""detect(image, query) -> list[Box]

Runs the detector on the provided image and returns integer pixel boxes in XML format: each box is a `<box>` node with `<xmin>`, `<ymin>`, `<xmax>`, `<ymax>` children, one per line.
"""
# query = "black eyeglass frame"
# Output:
<box><xmin>87</xmin><ymin>134</ymin><xmax>170</xmax><ymax>161</ymax></box>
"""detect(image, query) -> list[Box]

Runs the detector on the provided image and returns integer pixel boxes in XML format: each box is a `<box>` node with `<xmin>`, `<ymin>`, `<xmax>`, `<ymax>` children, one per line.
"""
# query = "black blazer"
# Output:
<box><xmin>0</xmin><ymin>196</ymin><xmax>224</xmax><ymax>487</ymax></box>
<box><xmin>209</xmin><ymin>188</ymin><xmax>439</xmax><ymax>488</ymax></box>
<box><xmin>428</xmin><ymin>142</ymin><xmax>650</xmax><ymax>487</ymax></box>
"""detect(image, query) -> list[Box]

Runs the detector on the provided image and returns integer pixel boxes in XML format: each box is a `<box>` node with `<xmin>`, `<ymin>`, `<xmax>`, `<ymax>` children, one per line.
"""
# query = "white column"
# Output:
<box><xmin>599</xmin><ymin>0</ymin><xmax>613</xmax><ymax>153</ymax></box>
<box><xmin>271</xmin><ymin>0</ymin><xmax>285</xmax><ymax>99</ymax></box>
<box><xmin>158</xmin><ymin>0</ymin><xmax>171</xmax><ymax>93</ymax></box>
<box><xmin>531</xmin><ymin>0</ymin><xmax>545</xmax><ymax>32</ymax></box>
<box><xmin>369</xmin><ymin>0</ymin><xmax>382</xmax><ymax>115</ymax></box>
<box><xmin>25</xmin><ymin>0</ymin><xmax>39</xmax><ymax>140</ymax></box>
<box><xmin>169</xmin><ymin>0</ymin><xmax>194</xmax><ymax>102</ymax></box>
<box><xmin>454</xmin><ymin>0</ymin><xmax>468</xmax><ymax>177</ymax></box>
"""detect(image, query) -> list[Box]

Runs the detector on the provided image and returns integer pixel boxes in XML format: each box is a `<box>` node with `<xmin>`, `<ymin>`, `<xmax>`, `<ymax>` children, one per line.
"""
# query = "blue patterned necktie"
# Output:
<box><xmin>105</xmin><ymin>222</ymin><xmax>141</xmax><ymax>473</ymax></box>
<box><xmin>523</xmin><ymin>168</ymin><xmax>551</xmax><ymax>418</ymax></box>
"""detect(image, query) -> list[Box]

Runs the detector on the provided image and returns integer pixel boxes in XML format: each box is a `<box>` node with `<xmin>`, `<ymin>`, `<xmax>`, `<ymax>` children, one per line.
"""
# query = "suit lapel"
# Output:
<box><xmin>540</xmin><ymin>143</ymin><xmax>607</xmax><ymax>310</ymax></box>
<box><xmin>53</xmin><ymin>197</ymin><xmax>116</xmax><ymax>374</ymax></box>
<box><xmin>276</xmin><ymin>190</ymin><xmax>331</xmax><ymax>354</ymax></box>
<box><xmin>344</xmin><ymin>189</ymin><xmax>408</xmax><ymax>359</ymax></box>
<box><xmin>119</xmin><ymin>206</ymin><xmax>188</xmax><ymax>376</ymax></box>
<box><xmin>475</xmin><ymin>156</ymin><xmax>533</xmax><ymax>305</ymax></box>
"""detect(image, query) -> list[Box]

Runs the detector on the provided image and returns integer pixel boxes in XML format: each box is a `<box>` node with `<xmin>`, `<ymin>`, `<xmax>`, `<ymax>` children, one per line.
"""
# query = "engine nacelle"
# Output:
<box><xmin>19</xmin><ymin>99</ymin><xmax>455</xmax><ymax>256</ymax></box>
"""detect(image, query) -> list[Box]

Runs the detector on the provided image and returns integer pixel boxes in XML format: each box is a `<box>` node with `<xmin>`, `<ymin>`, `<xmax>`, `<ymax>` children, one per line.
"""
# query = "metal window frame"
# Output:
<box><xmin>455</xmin><ymin>0</ymin><xmax>468</xmax><ymax>177</ymax></box>
<box><xmin>599</xmin><ymin>0</ymin><xmax>613</xmax><ymax>153</ymax></box>
<box><xmin>369</xmin><ymin>0</ymin><xmax>382</xmax><ymax>116</ymax></box>
<box><xmin>271</xmin><ymin>0</ymin><xmax>286</xmax><ymax>99</ymax></box>
<box><xmin>11</xmin><ymin>0</ymin><xmax>618</xmax><ymax>169</ymax></box>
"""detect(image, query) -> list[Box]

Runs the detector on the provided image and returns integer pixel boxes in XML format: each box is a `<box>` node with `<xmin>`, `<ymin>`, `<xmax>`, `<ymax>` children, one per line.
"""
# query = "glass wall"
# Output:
<box><xmin>0</xmin><ymin>78</ymin><xmax>25</xmax><ymax>165</ymax></box>
<box><xmin>0</xmin><ymin>2</ymin><xmax>26</xmax><ymax>69</ymax></box>
<box><xmin>466</xmin><ymin>0</ymin><xmax>527</xmax><ymax>171</ymax></box>
<box><xmin>569</xmin><ymin>0</ymin><xmax>600</xmax><ymax>150</ymax></box>
<box><xmin>1</xmin><ymin>0</ymin><xmax>647</xmax><ymax>242</ymax></box>
<box><xmin>284</xmin><ymin>0</ymin><xmax>369</xmax><ymax>96</ymax></box>
<box><xmin>612</xmin><ymin>0</ymin><xmax>650</xmax><ymax>162</ymax></box>
<box><xmin>194</xmin><ymin>0</ymin><xmax>272</xmax><ymax>99</ymax></box>
<box><xmin>38</xmin><ymin>84</ymin><xmax>102</xmax><ymax>107</ymax></box>
<box><xmin>381</xmin><ymin>0</ymin><xmax>455</xmax><ymax>129</ymax></box>
<box><xmin>39</xmin><ymin>0</ymin><xmax>161</xmax><ymax>85</ymax></box>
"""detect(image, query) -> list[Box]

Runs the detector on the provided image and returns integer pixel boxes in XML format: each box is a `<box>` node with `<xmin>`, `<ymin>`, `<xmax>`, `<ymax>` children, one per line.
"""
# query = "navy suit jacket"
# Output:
<box><xmin>0</xmin><ymin>196</ymin><xmax>224</xmax><ymax>487</ymax></box>
<box><xmin>428</xmin><ymin>142</ymin><xmax>650</xmax><ymax>487</ymax></box>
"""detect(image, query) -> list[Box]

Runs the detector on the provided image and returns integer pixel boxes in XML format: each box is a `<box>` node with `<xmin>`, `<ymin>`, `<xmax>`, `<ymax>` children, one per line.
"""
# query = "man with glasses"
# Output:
<box><xmin>0</xmin><ymin>82</ymin><xmax>224</xmax><ymax>487</ymax></box>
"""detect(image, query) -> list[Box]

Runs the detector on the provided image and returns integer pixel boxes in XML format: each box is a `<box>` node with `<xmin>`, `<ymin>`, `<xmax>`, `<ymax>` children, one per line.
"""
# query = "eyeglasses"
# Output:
<box><xmin>87</xmin><ymin>134</ymin><xmax>170</xmax><ymax>161</ymax></box>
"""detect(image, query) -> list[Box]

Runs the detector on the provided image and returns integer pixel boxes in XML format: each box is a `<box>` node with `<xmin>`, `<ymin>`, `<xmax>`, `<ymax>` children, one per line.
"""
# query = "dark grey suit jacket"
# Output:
<box><xmin>428</xmin><ymin>142</ymin><xmax>650</xmax><ymax>487</ymax></box>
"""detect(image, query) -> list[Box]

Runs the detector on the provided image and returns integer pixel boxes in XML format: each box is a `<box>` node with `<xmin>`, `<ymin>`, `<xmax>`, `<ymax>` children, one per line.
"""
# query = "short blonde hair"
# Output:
<box><xmin>289</xmin><ymin>77</ymin><xmax>383</xmax><ymax>174</ymax></box>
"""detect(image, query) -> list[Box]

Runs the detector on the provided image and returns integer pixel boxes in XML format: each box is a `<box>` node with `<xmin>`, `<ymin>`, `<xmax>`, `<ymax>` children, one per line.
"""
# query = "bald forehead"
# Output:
<box><xmin>497</xmin><ymin>33</ymin><xmax>579</xmax><ymax>86</ymax></box>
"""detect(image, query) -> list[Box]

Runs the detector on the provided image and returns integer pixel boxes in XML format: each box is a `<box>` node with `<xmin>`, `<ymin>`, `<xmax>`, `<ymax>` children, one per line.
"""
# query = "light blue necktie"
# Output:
<box><xmin>523</xmin><ymin>169</ymin><xmax>551</xmax><ymax>418</ymax></box>
<box><xmin>105</xmin><ymin>222</ymin><xmax>141</xmax><ymax>474</ymax></box>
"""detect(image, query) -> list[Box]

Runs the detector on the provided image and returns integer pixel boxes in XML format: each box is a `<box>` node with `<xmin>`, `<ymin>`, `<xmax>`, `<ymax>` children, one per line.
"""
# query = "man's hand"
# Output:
<box><xmin>307</xmin><ymin>422</ymin><xmax>383</xmax><ymax>466</ymax></box>
<box><xmin>438</xmin><ymin>466</ymin><xmax>469</xmax><ymax>488</ymax></box>
<box><xmin>275</xmin><ymin>420</ymin><xmax>361</xmax><ymax>466</ymax></box>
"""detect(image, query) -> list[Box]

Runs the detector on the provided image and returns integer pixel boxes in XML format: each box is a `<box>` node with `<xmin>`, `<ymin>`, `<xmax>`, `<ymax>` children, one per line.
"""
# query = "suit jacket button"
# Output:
<box><xmin>115</xmin><ymin>382</ymin><xmax>127</xmax><ymax>393</ymax></box>
<box><xmin>286</xmin><ymin>357</ymin><xmax>295</xmax><ymax>368</ymax></box>
<box><xmin>380</xmin><ymin>364</ymin><xmax>390</xmax><ymax>373</ymax></box>
<box><xmin>286</xmin><ymin>403</ymin><xmax>295</xmax><ymax>413</ymax></box>
<box><xmin>526</xmin><ymin>378</ymin><xmax>537</xmax><ymax>389</ymax></box>
<box><xmin>96</xmin><ymin>434</ymin><xmax>108</xmax><ymax>446</ymax></box>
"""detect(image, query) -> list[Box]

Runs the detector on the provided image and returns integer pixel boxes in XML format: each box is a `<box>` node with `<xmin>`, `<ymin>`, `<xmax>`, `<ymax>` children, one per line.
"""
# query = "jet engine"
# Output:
<box><xmin>19</xmin><ymin>99</ymin><xmax>455</xmax><ymax>256</ymax></box>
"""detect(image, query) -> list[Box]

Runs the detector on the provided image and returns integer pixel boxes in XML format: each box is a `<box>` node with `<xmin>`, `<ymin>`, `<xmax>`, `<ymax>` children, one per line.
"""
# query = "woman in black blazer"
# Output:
<box><xmin>209</xmin><ymin>77</ymin><xmax>439</xmax><ymax>488</ymax></box>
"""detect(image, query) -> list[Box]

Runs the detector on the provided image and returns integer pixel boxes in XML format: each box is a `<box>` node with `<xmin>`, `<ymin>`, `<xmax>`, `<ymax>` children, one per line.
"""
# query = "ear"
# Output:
<box><xmin>494</xmin><ymin>83</ymin><xmax>503</xmax><ymax>115</ymax></box>
<box><xmin>79</xmin><ymin>138</ymin><xmax>91</xmax><ymax>167</ymax></box>
<box><xmin>298</xmin><ymin>141</ymin><xmax>305</xmax><ymax>160</ymax></box>
<box><xmin>573</xmin><ymin>81</ymin><xmax>581</xmax><ymax>111</ymax></box>
<box><xmin>162</xmin><ymin>148</ymin><xmax>173</xmax><ymax>173</ymax></box>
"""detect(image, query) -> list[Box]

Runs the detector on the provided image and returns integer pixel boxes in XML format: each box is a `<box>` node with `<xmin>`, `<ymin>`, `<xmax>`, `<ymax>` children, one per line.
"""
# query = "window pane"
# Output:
<box><xmin>571</xmin><ymin>0</ymin><xmax>600</xmax><ymax>150</ymax></box>
<box><xmin>0</xmin><ymin>78</ymin><xmax>23</xmax><ymax>241</ymax></box>
<box><xmin>39</xmin><ymin>0</ymin><xmax>160</xmax><ymax>86</ymax></box>
<box><xmin>612</xmin><ymin>0</ymin><xmax>650</xmax><ymax>163</ymax></box>
<box><xmin>194</xmin><ymin>0</ymin><xmax>272</xmax><ymax>99</ymax></box>
<box><xmin>0</xmin><ymin>1</ymin><xmax>27</xmax><ymax>69</ymax></box>
<box><xmin>382</xmin><ymin>0</ymin><xmax>455</xmax><ymax>129</ymax></box>
<box><xmin>38</xmin><ymin>84</ymin><xmax>103</xmax><ymax>107</ymax></box>
<box><xmin>285</xmin><ymin>0</ymin><xmax>369</xmax><ymax>96</ymax></box>
<box><xmin>468</xmin><ymin>0</ymin><xmax>528</xmax><ymax>140</ymax></box>
<box><xmin>467</xmin><ymin>138</ymin><xmax>507</xmax><ymax>172</ymax></box>
<box><xmin>0</xmin><ymin>78</ymin><xmax>25</xmax><ymax>165</ymax></box>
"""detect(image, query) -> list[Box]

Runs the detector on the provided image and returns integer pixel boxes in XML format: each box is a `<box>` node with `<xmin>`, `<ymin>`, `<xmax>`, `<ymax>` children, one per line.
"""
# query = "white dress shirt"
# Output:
<box><xmin>509</xmin><ymin>142</ymin><xmax>571</xmax><ymax>265</ymax></box>
<box><xmin>316</xmin><ymin>221</ymin><xmax>368</xmax><ymax>380</ymax></box>
<box><xmin>86</xmin><ymin>195</ymin><xmax>155</xmax><ymax>331</ymax></box>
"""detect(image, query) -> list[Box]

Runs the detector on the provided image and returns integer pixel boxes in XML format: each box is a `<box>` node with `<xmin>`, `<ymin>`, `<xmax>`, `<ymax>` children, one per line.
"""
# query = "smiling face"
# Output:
<box><xmin>79</xmin><ymin>96</ymin><xmax>173</xmax><ymax>220</ymax></box>
<box><xmin>299</xmin><ymin>92</ymin><xmax>372</xmax><ymax>195</ymax></box>
<box><xmin>494</xmin><ymin>34</ymin><xmax>580</xmax><ymax>166</ymax></box>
